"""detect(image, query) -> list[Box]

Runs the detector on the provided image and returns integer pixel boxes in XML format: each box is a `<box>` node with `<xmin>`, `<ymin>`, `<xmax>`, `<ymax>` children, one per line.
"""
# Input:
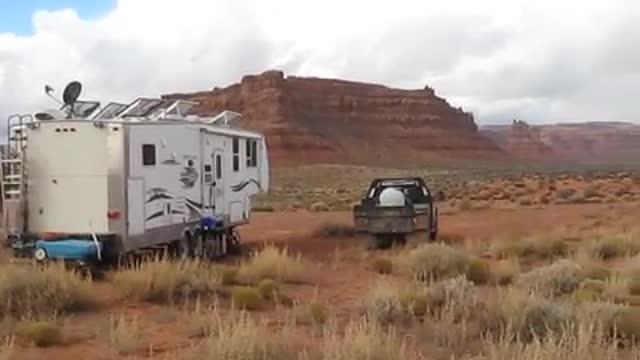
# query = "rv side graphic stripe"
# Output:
<box><xmin>145</xmin><ymin>211</ymin><xmax>165</xmax><ymax>222</ymax></box>
<box><xmin>185</xmin><ymin>199</ymin><xmax>203</xmax><ymax>209</ymax></box>
<box><xmin>146</xmin><ymin>193</ymin><xmax>174</xmax><ymax>203</ymax></box>
<box><xmin>231</xmin><ymin>178</ymin><xmax>261</xmax><ymax>192</ymax></box>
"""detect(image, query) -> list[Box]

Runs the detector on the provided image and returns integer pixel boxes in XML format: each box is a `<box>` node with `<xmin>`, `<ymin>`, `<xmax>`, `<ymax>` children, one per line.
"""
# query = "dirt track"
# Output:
<box><xmin>241</xmin><ymin>202</ymin><xmax>638</xmax><ymax>257</ymax></box>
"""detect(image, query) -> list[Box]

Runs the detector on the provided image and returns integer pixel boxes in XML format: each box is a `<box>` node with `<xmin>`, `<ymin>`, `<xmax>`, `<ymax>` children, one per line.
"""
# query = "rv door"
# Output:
<box><xmin>212</xmin><ymin>149</ymin><xmax>225</xmax><ymax>214</ymax></box>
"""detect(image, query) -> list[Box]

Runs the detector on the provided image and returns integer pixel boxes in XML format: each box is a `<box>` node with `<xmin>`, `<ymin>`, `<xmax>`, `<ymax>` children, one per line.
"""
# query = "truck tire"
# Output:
<box><xmin>373</xmin><ymin>234</ymin><xmax>393</xmax><ymax>249</ymax></box>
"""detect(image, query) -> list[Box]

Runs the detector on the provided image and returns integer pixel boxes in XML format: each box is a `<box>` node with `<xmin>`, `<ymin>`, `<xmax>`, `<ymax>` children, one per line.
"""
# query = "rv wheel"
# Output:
<box><xmin>227</xmin><ymin>228</ymin><xmax>243</xmax><ymax>255</ymax></box>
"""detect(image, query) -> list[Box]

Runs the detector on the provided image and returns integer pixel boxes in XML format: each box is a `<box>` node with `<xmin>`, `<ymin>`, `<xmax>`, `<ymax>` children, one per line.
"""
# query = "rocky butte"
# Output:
<box><xmin>163</xmin><ymin>70</ymin><xmax>506</xmax><ymax>167</ymax></box>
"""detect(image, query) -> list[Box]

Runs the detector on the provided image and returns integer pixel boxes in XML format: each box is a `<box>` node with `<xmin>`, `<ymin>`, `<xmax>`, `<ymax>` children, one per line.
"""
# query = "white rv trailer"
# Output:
<box><xmin>1</xmin><ymin>84</ymin><xmax>269</xmax><ymax>264</ymax></box>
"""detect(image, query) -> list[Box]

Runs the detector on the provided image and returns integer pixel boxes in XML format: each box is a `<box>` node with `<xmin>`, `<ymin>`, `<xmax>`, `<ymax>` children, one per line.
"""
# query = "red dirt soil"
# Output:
<box><xmin>9</xmin><ymin>202</ymin><xmax>640</xmax><ymax>359</ymax></box>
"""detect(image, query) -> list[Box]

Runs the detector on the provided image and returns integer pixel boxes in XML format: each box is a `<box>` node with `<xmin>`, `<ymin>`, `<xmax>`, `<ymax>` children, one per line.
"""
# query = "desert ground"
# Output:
<box><xmin>3</xmin><ymin>165</ymin><xmax>640</xmax><ymax>359</ymax></box>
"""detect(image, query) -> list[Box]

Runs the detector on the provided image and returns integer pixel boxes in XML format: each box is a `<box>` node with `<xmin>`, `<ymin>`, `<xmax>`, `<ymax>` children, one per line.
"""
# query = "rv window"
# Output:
<box><xmin>246</xmin><ymin>139</ymin><xmax>258</xmax><ymax>167</ymax></box>
<box><xmin>216</xmin><ymin>155</ymin><xmax>222</xmax><ymax>179</ymax></box>
<box><xmin>232</xmin><ymin>137</ymin><xmax>240</xmax><ymax>172</ymax></box>
<box><xmin>142</xmin><ymin>144</ymin><xmax>156</xmax><ymax>166</ymax></box>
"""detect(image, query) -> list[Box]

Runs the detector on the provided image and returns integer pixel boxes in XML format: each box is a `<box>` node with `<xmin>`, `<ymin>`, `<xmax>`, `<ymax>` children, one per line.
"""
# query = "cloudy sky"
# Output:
<box><xmin>0</xmin><ymin>0</ymin><xmax>637</xmax><ymax>126</ymax></box>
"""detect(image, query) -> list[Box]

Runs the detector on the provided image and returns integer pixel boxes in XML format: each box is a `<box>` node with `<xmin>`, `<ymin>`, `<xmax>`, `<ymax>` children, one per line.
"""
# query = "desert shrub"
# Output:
<box><xmin>629</xmin><ymin>278</ymin><xmax>640</xmax><ymax>296</ymax></box>
<box><xmin>515</xmin><ymin>260</ymin><xmax>585</xmax><ymax>297</ymax></box>
<box><xmin>257</xmin><ymin>279</ymin><xmax>279</xmax><ymax>301</ymax></box>
<box><xmin>220</xmin><ymin>267</ymin><xmax>238</xmax><ymax>286</ymax></box>
<box><xmin>398</xmin><ymin>292</ymin><xmax>428</xmax><ymax>318</ymax></box>
<box><xmin>492</xmin><ymin>238</ymin><xmax>536</xmax><ymax>259</ymax></box>
<box><xmin>231</xmin><ymin>287</ymin><xmax>262</xmax><ymax>311</ymax></box>
<box><xmin>536</xmin><ymin>238</ymin><xmax>569</xmax><ymax>259</ymax></box>
<box><xmin>16</xmin><ymin>321</ymin><xmax>62</xmax><ymax>347</ymax></box>
<box><xmin>112</xmin><ymin>258</ymin><xmax>220</xmax><ymax>304</ymax></box>
<box><xmin>400</xmin><ymin>243</ymin><xmax>471</xmax><ymax>281</ymax></box>
<box><xmin>458</xmin><ymin>198</ymin><xmax>472</xmax><ymax>211</ymax></box>
<box><xmin>588</xmin><ymin>234</ymin><xmax>640</xmax><ymax>260</ymax></box>
<box><xmin>362</xmin><ymin>281</ymin><xmax>406</xmax><ymax>325</ymax></box>
<box><xmin>310</xmin><ymin>202</ymin><xmax>330</xmax><ymax>212</ymax></box>
<box><xmin>491</xmin><ymin>258</ymin><xmax>521</xmax><ymax>285</ymax></box>
<box><xmin>573</xmin><ymin>279</ymin><xmax>607</xmax><ymax>303</ymax></box>
<box><xmin>370</xmin><ymin>257</ymin><xmax>393</xmax><ymax>275</ymax></box>
<box><xmin>312</xmin><ymin>223</ymin><xmax>357</xmax><ymax>238</ymax></box>
<box><xmin>477</xmin><ymin>319</ymin><xmax>629</xmax><ymax>360</ymax></box>
<box><xmin>518</xmin><ymin>198</ymin><xmax>533</xmax><ymax>206</ymax></box>
<box><xmin>236</xmin><ymin>246</ymin><xmax>305</xmax><ymax>284</ymax></box>
<box><xmin>0</xmin><ymin>262</ymin><xmax>96</xmax><ymax>319</ymax></box>
<box><xmin>321</xmin><ymin>318</ymin><xmax>410</xmax><ymax>360</ymax></box>
<box><xmin>252</xmin><ymin>205</ymin><xmax>275</xmax><ymax>212</ymax></box>
<box><xmin>557</xmin><ymin>188</ymin><xmax>576</xmax><ymax>200</ymax></box>
<box><xmin>182</xmin><ymin>312</ymin><xmax>295</xmax><ymax>360</ymax></box>
<box><xmin>424</xmin><ymin>276</ymin><xmax>477</xmax><ymax>318</ymax></box>
<box><xmin>100</xmin><ymin>313</ymin><xmax>146</xmax><ymax>355</ymax></box>
<box><xmin>583</xmin><ymin>185</ymin><xmax>600</xmax><ymax>199</ymax></box>
<box><xmin>611</xmin><ymin>308</ymin><xmax>640</xmax><ymax>342</ymax></box>
<box><xmin>466</xmin><ymin>258</ymin><xmax>491</xmax><ymax>285</ymax></box>
<box><xmin>299</xmin><ymin>302</ymin><xmax>332</xmax><ymax>326</ymax></box>
<box><xmin>482</xmin><ymin>289</ymin><xmax>575</xmax><ymax>341</ymax></box>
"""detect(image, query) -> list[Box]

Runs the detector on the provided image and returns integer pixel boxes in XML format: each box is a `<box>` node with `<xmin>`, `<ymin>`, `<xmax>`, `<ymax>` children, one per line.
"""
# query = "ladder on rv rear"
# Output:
<box><xmin>1</xmin><ymin>115</ymin><xmax>31</xmax><ymax>237</ymax></box>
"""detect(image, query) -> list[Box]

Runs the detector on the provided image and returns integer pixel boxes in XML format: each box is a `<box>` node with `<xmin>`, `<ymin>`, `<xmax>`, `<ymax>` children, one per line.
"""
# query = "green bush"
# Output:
<box><xmin>257</xmin><ymin>279</ymin><xmax>279</xmax><ymax>300</ymax></box>
<box><xmin>17</xmin><ymin>321</ymin><xmax>62</xmax><ymax>347</ymax></box>
<box><xmin>231</xmin><ymin>287</ymin><xmax>262</xmax><ymax>311</ymax></box>
<box><xmin>466</xmin><ymin>258</ymin><xmax>491</xmax><ymax>285</ymax></box>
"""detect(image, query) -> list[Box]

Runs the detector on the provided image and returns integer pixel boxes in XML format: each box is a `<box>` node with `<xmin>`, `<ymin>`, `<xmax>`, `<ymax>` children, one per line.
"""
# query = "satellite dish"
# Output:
<box><xmin>63</xmin><ymin>81</ymin><xmax>82</xmax><ymax>106</ymax></box>
<box><xmin>35</xmin><ymin>109</ymin><xmax>67</xmax><ymax>121</ymax></box>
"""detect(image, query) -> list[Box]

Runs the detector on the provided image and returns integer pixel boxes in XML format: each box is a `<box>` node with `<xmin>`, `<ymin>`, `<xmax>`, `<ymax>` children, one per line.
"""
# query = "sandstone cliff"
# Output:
<box><xmin>163</xmin><ymin>70</ymin><xmax>505</xmax><ymax>167</ymax></box>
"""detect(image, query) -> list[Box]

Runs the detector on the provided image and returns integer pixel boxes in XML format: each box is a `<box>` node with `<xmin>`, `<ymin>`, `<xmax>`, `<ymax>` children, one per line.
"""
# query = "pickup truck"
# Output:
<box><xmin>353</xmin><ymin>177</ymin><xmax>439</xmax><ymax>249</ymax></box>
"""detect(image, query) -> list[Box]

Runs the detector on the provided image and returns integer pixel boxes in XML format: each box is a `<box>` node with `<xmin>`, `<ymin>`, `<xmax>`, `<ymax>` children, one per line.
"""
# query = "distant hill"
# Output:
<box><xmin>481</xmin><ymin>121</ymin><xmax>640</xmax><ymax>164</ymax></box>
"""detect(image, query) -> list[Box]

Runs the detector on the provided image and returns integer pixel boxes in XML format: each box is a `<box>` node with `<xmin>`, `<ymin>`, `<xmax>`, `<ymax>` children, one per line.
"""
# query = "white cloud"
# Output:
<box><xmin>0</xmin><ymin>0</ymin><xmax>638</xmax><ymax>129</ymax></box>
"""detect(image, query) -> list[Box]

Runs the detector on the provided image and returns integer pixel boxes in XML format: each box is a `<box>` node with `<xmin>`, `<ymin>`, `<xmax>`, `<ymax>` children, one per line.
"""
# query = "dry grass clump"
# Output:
<box><xmin>296</xmin><ymin>302</ymin><xmax>332</xmax><ymax>326</ymax></box>
<box><xmin>370</xmin><ymin>257</ymin><xmax>393</xmax><ymax>275</ymax></box>
<box><xmin>16</xmin><ymin>320</ymin><xmax>62</xmax><ymax>347</ymax></box>
<box><xmin>514</xmin><ymin>259</ymin><xmax>585</xmax><ymax>297</ymax></box>
<box><xmin>0</xmin><ymin>336</ymin><xmax>13</xmax><ymax>360</ymax></box>
<box><xmin>361</xmin><ymin>280</ymin><xmax>407</xmax><ymax>325</ymax></box>
<box><xmin>236</xmin><ymin>246</ymin><xmax>306</xmax><ymax>285</ymax></box>
<box><xmin>112</xmin><ymin>258</ymin><xmax>220</xmax><ymax>304</ymax></box>
<box><xmin>312</xmin><ymin>222</ymin><xmax>358</xmax><ymax>238</ymax></box>
<box><xmin>257</xmin><ymin>279</ymin><xmax>280</xmax><ymax>300</ymax></box>
<box><xmin>231</xmin><ymin>287</ymin><xmax>263</xmax><ymax>311</ymax></box>
<box><xmin>466</xmin><ymin>258</ymin><xmax>491</xmax><ymax>285</ymax></box>
<box><xmin>491</xmin><ymin>238</ymin><xmax>536</xmax><ymax>259</ymax></box>
<box><xmin>588</xmin><ymin>234</ymin><xmax>640</xmax><ymax>260</ymax></box>
<box><xmin>476</xmin><ymin>320</ymin><xmax>632</xmax><ymax>360</ymax></box>
<box><xmin>99</xmin><ymin>313</ymin><xmax>146</xmax><ymax>355</ymax></box>
<box><xmin>482</xmin><ymin>289</ymin><xmax>575</xmax><ymax>341</ymax></box>
<box><xmin>492</xmin><ymin>236</ymin><xmax>568</xmax><ymax>260</ymax></box>
<box><xmin>0</xmin><ymin>262</ymin><xmax>96</xmax><ymax>319</ymax></box>
<box><xmin>183</xmin><ymin>312</ymin><xmax>296</xmax><ymax>360</ymax></box>
<box><xmin>321</xmin><ymin>318</ymin><xmax>412</xmax><ymax>360</ymax></box>
<box><xmin>398</xmin><ymin>242</ymin><xmax>471</xmax><ymax>281</ymax></box>
<box><xmin>490</xmin><ymin>258</ymin><xmax>521</xmax><ymax>285</ymax></box>
<box><xmin>220</xmin><ymin>267</ymin><xmax>239</xmax><ymax>286</ymax></box>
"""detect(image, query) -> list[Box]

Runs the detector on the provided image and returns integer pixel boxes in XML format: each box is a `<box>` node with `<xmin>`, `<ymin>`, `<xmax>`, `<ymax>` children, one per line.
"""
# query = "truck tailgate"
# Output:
<box><xmin>353</xmin><ymin>205</ymin><xmax>415</xmax><ymax>234</ymax></box>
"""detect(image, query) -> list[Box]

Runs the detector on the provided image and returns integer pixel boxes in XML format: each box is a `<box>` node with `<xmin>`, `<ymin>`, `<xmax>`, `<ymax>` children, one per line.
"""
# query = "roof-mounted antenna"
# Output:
<box><xmin>44</xmin><ymin>84</ymin><xmax>64</xmax><ymax>106</ymax></box>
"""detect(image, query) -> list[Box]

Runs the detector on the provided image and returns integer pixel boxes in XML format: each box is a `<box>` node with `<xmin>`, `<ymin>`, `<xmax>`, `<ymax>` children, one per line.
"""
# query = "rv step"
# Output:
<box><xmin>3</xmin><ymin>175</ymin><xmax>22</xmax><ymax>180</ymax></box>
